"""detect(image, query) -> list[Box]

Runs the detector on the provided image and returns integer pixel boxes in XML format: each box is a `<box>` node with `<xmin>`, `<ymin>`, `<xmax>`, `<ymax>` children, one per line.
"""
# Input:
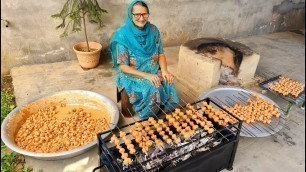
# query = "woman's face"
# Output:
<box><xmin>132</xmin><ymin>4</ymin><xmax>149</xmax><ymax>29</ymax></box>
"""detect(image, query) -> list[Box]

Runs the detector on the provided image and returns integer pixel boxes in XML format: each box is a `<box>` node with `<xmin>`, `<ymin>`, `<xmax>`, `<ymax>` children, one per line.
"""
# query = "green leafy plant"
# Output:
<box><xmin>1</xmin><ymin>80</ymin><xmax>36</xmax><ymax>172</ymax></box>
<box><xmin>51</xmin><ymin>0</ymin><xmax>108</xmax><ymax>52</ymax></box>
<box><xmin>1</xmin><ymin>151</ymin><xmax>18</xmax><ymax>172</ymax></box>
<box><xmin>1</xmin><ymin>149</ymin><xmax>36</xmax><ymax>172</ymax></box>
<box><xmin>1</xmin><ymin>90</ymin><xmax>15</xmax><ymax>124</ymax></box>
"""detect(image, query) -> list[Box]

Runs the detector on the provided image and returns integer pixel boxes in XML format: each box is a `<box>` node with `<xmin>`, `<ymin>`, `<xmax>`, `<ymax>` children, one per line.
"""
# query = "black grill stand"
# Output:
<box><xmin>94</xmin><ymin>98</ymin><xmax>242</xmax><ymax>172</ymax></box>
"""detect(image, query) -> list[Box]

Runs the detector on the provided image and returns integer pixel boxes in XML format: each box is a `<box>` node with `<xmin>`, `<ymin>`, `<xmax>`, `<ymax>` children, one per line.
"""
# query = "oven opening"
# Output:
<box><xmin>198</xmin><ymin>43</ymin><xmax>243</xmax><ymax>85</ymax></box>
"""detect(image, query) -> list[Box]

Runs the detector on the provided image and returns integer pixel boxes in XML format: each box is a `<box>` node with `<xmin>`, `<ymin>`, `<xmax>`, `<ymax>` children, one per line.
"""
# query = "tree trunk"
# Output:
<box><xmin>82</xmin><ymin>12</ymin><xmax>90</xmax><ymax>52</ymax></box>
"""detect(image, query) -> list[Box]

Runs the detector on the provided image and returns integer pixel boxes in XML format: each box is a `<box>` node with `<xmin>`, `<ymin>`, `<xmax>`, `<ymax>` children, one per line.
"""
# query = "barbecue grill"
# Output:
<box><xmin>94</xmin><ymin>98</ymin><xmax>242</xmax><ymax>172</ymax></box>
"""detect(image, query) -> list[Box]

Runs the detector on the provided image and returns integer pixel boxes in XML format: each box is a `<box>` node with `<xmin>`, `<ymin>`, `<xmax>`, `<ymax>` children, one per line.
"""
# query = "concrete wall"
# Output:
<box><xmin>1</xmin><ymin>0</ymin><xmax>305</xmax><ymax>74</ymax></box>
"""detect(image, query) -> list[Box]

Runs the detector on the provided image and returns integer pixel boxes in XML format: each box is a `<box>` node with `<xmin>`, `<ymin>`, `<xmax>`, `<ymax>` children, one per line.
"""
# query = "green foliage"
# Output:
<box><xmin>51</xmin><ymin>0</ymin><xmax>108</xmax><ymax>38</ymax></box>
<box><xmin>1</xmin><ymin>83</ymin><xmax>37</xmax><ymax>172</ymax></box>
<box><xmin>22</xmin><ymin>167</ymin><xmax>34</xmax><ymax>172</ymax></box>
<box><xmin>2</xmin><ymin>145</ymin><xmax>7</xmax><ymax>150</ymax></box>
<box><xmin>1</xmin><ymin>149</ymin><xmax>36</xmax><ymax>172</ymax></box>
<box><xmin>1</xmin><ymin>151</ymin><xmax>17</xmax><ymax>172</ymax></box>
<box><xmin>1</xmin><ymin>90</ymin><xmax>15</xmax><ymax>124</ymax></box>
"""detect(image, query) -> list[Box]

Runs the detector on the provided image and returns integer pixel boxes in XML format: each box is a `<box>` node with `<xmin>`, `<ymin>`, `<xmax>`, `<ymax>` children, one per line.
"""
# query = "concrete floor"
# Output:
<box><xmin>8</xmin><ymin>31</ymin><xmax>305</xmax><ymax>172</ymax></box>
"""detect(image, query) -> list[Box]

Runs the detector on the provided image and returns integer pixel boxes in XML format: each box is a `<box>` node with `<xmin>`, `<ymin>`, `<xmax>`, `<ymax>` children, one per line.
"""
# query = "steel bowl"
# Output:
<box><xmin>1</xmin><ymin>90</ymin><xmax>119</xmax><ymax>160</ymax></box>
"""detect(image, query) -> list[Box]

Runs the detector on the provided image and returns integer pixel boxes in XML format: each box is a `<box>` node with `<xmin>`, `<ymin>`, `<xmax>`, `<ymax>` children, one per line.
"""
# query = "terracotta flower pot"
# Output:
<box><xmin>73</xmin><ymin>42</ymin><xmax>102</xmax><ymax>69</ymax></box>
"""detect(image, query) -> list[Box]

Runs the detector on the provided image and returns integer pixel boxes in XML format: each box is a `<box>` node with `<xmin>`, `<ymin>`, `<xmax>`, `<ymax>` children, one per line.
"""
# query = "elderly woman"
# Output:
<box><xmin>110</xmin><ymin>0</ymin><xmax>179</xmax><ymax>119</ymax></box>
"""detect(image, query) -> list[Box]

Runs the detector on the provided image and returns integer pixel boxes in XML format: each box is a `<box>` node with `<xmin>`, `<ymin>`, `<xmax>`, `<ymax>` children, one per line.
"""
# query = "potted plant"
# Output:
<box><xmin>51</xmin><ymin>0</ymin><xmax>108</xmax><ymax>69</ymax></box>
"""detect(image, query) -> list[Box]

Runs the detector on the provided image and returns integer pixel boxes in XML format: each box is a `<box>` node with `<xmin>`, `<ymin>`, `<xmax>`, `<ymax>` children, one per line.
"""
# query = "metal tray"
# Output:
<box><xmin>259</xmin><ymin>75</ymin><xmax>305</xmax><ymax>105</ymax></box>
<box><xmin>199</xmin><ymin>86</ymin><xmax>286</xmax><ymax>137</ymax></box>
<box><xmin>1</xmin><ymin>90</ymin><xmax>119</xmax><ymax>160</ymax></box>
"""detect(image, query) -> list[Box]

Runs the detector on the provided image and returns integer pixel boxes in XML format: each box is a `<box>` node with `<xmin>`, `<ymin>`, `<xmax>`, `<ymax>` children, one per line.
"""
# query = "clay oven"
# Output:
<box><xmin>176</xmin><ymin>38</ymin><xmax>260</xmax><ymax>93</ymax></box>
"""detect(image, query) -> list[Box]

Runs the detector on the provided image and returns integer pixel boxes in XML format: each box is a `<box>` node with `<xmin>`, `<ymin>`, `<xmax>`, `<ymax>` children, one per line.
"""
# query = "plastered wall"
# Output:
<box><xmin>1</xmin><ymin>0</ymin><xmax>305</xmax><ymax>74</ymax></box>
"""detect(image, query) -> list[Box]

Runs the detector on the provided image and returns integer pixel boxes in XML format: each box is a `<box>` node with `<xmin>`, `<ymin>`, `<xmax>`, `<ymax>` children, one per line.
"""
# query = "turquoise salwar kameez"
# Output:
<box><xmin>110</xmin><ymin>0</ymin><xmax>179</xmax><ymax>119</ymax></box>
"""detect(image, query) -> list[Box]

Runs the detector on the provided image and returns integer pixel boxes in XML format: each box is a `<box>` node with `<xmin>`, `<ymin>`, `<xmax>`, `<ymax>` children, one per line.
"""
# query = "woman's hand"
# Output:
<box><xmin>161</xmin><ymin>70</ymin><xmax>174</xmax><ymax>84</ymax></box>
<box><xmin>145</xmin><ymin>73</ymin><xmax>161</xmax><ymax>88</ymax></box>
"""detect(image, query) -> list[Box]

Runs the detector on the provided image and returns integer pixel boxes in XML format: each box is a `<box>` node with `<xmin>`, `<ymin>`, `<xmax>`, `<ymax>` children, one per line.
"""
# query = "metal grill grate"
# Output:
<box><xmin>259</xmin><ymin>75</ymin><xmax>305</xmax><ymax>105</ymax></box>
<box><xmin>95</xmin><ymin>98</ymin><xmax>242</xmax><ymax>172</ymax></box>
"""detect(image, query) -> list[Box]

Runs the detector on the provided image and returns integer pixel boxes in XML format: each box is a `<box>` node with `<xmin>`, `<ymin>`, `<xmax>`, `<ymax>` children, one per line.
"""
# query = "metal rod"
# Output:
<box><xmin>126</xmin><ymin>108</ymin><xmax>163</xmax><ymax>170</ymax></box>
<box><xmin>104</xmin><ymin>121</ymin><xmax>126</xmax><ymax>172</ymax></box>
<box><xmin>174</xmin><ymin>76</ymin><xmax>251</xmax><ymax>138</ymax></box>
<box><xmin>179</xmin><ymin>91</ymin><xmax>238</xmax><ymax>140</ymax></box>
<box><xmin>179</xmin><ymin>93</ymin><xmax>231</xmax><ymax>143</ymax></box>
<box><xmin>211</xmin><ymin>98</ymin><xmax>251</xmax><ymax>137</ymax></box>
<box><xmin>118</xmin><ymin>111</ymin><xmax>148</xmax><ymax>172</ymax></box>
<box><xmin>151</xmin><ymin>102</ymin><xmax>198</xmax><ymax>150</ymax></box>
<box><xmin>238</xmin><ymin>91</ymin><xmax>290</xmax><ymax>129</ymax></box>
<box><xmin>160</xmin><ymin>100</ymin><xmax>214</xmax><ymax>150</ymax></box>
<box><xmin>178</xmin><ymin>98</ymin><xmax>230</xmax><ymax>142</ymax></box>
<box><xmin>97</xmin><ymin>137</ymin><xmax>118</xmax><ymax>172</ymax></box>
<box><xmin>225</xmin><ymin>96</ymin><xmax>279</xmax><ymax>138</ymax></box>
<box><xmin>233</xmin><ymin>94</ymin><xmax>289</xmax><ymax>131</ymax></box>
<box><xmin>241</xmin><ymin>94</ymin><xmax>287</xmax><ymax>132</ymax></box>
<box><xmin>108</xmin><ymin>122</ymin><xmax>135</xmax><ymax>172</ymax></box>
<box><xmin>237</xmin><ymin>92</ymin><xmax>287</xmax><ymax>120</ymax></box>
<box><xmin>210</xmin><ymin>96</ymin><xmax>258</xmax><ymax>137</ymax></box>
<box><xmin>144</xmin><ymin>106</ymin><xmax>182</xmax><ymax>169</ymax></box>
<box><xmin>149</xmin><ymin>104</ymin><xmax>190</xmax><ymax>146</ymax></box>
<box><xmin>146</xmin><ymin>103</ymin><xmax>184</xmax><ymax>163</ymax></box>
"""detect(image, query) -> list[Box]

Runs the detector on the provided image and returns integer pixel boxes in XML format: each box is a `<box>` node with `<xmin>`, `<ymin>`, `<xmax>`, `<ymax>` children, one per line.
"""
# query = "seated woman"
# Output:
<box><xmin>110</xmin><ymin>0</ymin><xmax>179</xmax><ymax>119</ymax></box>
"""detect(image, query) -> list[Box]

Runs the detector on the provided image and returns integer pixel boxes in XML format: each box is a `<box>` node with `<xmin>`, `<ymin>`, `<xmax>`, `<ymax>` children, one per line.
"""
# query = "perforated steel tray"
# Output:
<box><xmin>199</xmin><ymin>86</ymin><xmax>286</xmax><ymax>137</ymax></box>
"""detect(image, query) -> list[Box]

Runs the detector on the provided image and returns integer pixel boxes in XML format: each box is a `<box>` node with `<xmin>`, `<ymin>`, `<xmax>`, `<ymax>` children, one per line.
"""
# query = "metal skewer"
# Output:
<box><xmin>126</xmin><ymin>108</ymin><xmax>163</xmax><ymax>170</ymax></box>
<box><xmin>108</xmin><ymin>122</ymin><xmax>135</xmax><ymax>172</ymax></box>
<box><xmin>118</xmin><ymin>111</ymin><xmax>148</xmax><ymax>172</ymax></box>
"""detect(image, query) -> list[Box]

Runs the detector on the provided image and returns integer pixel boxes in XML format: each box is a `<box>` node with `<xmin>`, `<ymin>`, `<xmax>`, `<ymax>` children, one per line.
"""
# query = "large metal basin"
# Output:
<box><xmin>1</xmin><ymin>90</ymin><xmax>119</xmax><ymax>160</ymax></box>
